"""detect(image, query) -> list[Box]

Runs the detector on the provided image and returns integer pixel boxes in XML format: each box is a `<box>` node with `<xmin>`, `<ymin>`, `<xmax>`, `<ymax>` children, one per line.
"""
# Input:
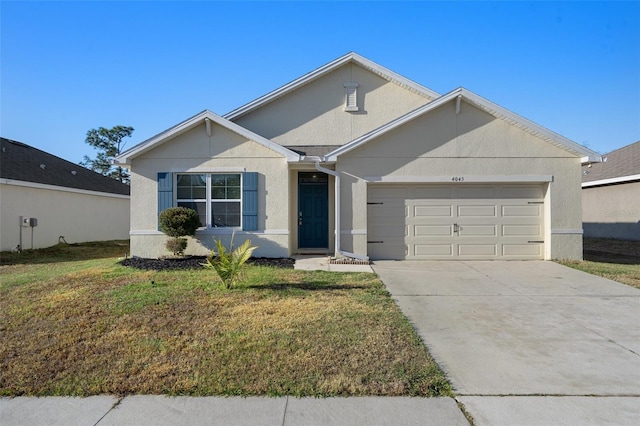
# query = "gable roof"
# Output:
<box><xmin>582</xmin><ymin>141</ymin><xmax>640</xmax><ymax>187</ymax></box>
<box><xmin>115</xmin><ymin>110</ymin><xmax>300</xmax><ymax>164</ymax></box>
<box><xmin>223</xmin><ymin>52</ymin><xmax>440</xmax><ymax>121</ymax></box>
<box><xmin>0</xmin><ymin>137</ymin><xmax>130</xmax><ymax>196</ymax></box>
<box><xmin>324</xmin><ymin>87</ymin><xmax>603</xmax><ymax>164</ymax></box>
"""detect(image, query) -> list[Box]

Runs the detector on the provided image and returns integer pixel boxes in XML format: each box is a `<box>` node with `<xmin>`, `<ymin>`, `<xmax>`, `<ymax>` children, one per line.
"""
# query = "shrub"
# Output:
<box><xmin>158</xmin><ymin>207</ymin><xmax>201</xmax><ymax>256</ymax></box>
<box><xmin>203</xmin><ymin>233</ymin><xmax>257</xmax><ymax>289</ymax></box>
<box><xmin>165</xmin><ymin>237</ymin><xmax>188</xmax><ymax>256</ymax></box>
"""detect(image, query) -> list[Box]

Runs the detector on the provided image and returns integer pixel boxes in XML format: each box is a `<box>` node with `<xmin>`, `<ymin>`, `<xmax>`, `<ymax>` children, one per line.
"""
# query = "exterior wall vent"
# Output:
<box><xmin>344</xmin><ymin>82</ymin><xmax>359</xmax><ymax>112</ymax></box>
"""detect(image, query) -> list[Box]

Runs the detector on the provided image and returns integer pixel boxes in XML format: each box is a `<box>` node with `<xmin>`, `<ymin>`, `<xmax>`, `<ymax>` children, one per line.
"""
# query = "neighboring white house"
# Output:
<box><xmin>116</xmin><ymin>52</ymin><xmax>602</xmax><ymax>261</ymax></box>
<box><xmin>582</xmin><ymin>141</ymin><xmax>640</xmax><ymax>241</ymax></box>
<box><xmin>0</xmin><ymin>137</ymin><xmax>130</xmax><ymax>251</ymax></box>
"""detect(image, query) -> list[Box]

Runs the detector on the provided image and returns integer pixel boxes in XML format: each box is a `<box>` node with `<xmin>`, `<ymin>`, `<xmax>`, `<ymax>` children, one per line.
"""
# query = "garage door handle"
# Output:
<box><xmin>368</xmin><ymin>241</ymin><xmax>384</xmax><ymax>244</ymax></box>
<box><xmin>367</xmin><ymin>202</ymin><xmax>384</xmax><ymax>205</ymax></box>
<box><xmin>453</xmin><ymin>223</ymin><xmax>459</xmax><ymax>233</ymax></box>
<box><xmin>528</xmin><ymin>240</ymin><xmax>544</xmax><ymax>243</ymax></box>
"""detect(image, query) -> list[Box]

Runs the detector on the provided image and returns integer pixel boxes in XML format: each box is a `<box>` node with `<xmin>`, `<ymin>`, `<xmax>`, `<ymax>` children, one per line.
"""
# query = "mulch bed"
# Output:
<box><xmin>119</xmin><ymin>256</ymin><xmax>295</xmax><ymax>271</ymax></box>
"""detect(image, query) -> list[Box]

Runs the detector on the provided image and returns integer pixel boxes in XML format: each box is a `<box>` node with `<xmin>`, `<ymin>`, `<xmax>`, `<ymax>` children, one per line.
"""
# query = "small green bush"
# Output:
<box><xmin>165</xmin><ymin>237</ymin><xmax>188</xmax><ymax>256</ymax></box>
<box><xmin>203</xmin><ymin>233</ymin><xmax>257</xmax><ymax>289</ymax></box>
<box><xmin>159</xmin><ymin>207</ymin><xmax>200</xmax><ymax>256</ymax></box>
<box><xmin>159</xmin><ymin>207</ymin><xmax>201</xmax><ymax>237</ymax></box>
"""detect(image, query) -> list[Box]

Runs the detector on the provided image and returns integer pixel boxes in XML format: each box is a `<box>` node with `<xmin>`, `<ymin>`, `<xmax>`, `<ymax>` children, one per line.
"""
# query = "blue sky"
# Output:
<box><xmin>2</xmin><ymin>1</ymin><xmax>639</xmax><ymax>164</ymax></box>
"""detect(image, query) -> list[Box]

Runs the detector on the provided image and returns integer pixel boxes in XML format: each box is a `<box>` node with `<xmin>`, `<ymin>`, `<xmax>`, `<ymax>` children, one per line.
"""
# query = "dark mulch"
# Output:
<box><xmin>119</xmin><ymin>256</ymin><xmax>295</xmax><ymax>271</ymax></box>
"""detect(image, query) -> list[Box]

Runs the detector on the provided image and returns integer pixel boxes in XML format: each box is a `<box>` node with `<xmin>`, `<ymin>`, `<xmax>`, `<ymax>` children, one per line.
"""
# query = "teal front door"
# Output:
<box><xmin>298</xmin><ymin>172</ymin><xmax>329</xmax><ymax>249</ymax></box>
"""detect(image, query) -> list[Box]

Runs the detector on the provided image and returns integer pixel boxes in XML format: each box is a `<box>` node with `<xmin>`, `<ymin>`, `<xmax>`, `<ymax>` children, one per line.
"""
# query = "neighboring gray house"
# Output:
<box><xmin>582</xmin><ymin>141</ymin><xmax>640</xmax><ymax>241</ymax></box>
<box><xmin>0</xmin><ymin>137</ymin><xmax>131</xmax><ymax>251</ymax></box>
<box><xmin>116</xmin><ymin>52</ymin><xmax>602</xmax><ymax>261</ymax></box>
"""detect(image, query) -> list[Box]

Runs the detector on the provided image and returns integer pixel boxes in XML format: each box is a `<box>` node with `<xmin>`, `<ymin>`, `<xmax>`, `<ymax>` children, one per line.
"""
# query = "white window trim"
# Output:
<box><xmin>175</xmin><ymin>172</ymin><xmax>243</xmax><ymax>230</ymax></box>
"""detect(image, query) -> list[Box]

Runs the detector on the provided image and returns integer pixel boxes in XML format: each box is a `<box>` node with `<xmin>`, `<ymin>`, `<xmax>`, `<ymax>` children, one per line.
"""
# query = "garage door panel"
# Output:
<box><xmin>414</xmin><ymin>205</ymin><xmax>453</xmax><ymax>217</ymax></box>
<box><xmin>458</xmin><ymin>205</ymin><xmax>497</xmax><ymax>217</ymax></box>
<box><xmin>414</xmin><ymin>225</ymin><xmax>453</xmax><ymax>236</ymax></box>
<box><xmin>458</xmin><ymin>244</ymin><xmax>497</xmax><ymax>256</ymax></box>
<box><xmin>459</xmin><ymin>225</ymin><xmax>497</xmax><ymax>236</ymax></box>
<box><xmin>414</xmin><ymin>244</ymin><xmax>453</xmax><ymax>256</ymax></box>
<box><xmin>368</xmin><ymin>184</ymin><xmax>545</xmax><ymax>260</ymax></box>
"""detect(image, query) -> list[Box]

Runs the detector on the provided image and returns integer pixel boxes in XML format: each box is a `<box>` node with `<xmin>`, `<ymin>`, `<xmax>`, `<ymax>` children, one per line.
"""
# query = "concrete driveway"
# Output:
<box><xmin>373</xmin><ymin>261</ymin><xmax>640</xmax><ymax>425</ymax></box>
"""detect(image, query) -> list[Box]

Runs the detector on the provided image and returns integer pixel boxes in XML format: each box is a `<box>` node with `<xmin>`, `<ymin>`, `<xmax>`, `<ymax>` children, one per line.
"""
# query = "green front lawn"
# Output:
<box><xmin>0</xmin><ymin>241</ymin><xmax>451</xmax><ymax>397</ymax></box>
<box><xmin>558</xmin><ymin>238</ymin><xmax>640</xmax><ymax>289</ymax></box>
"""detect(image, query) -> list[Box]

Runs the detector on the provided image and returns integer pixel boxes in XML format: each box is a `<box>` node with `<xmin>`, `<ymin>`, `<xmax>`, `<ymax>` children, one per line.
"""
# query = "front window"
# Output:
<box><xmin>176</xmin><ymin>173</ymin><xmax>241</xmax><ymax>228</ymax></box>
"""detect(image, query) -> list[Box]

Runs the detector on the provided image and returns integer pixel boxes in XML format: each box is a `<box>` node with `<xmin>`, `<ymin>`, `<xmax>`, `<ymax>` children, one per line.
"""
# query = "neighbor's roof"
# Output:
<box><xmin>115</xmin><ymin>110</ymin><xmax>300</xmax><ymax>164</ymax></box>
<box><xmin>0</xmin><ymin>137</ymin><xmax>130</xmax><ymax>196</ymax></box>
<box><xmin>324</xmin><ymin>87</ymin><xmax>603</xmax><ymax>165</ymax></box>
<box><xmin>582</xmin><ymin>141</ymin><xmax>640</xmax><ymax>187</ymax></box>
<box><xmin>223</xmin><ymin>52</ymin><xmax>440</xmax><ymax>121</ymax></box>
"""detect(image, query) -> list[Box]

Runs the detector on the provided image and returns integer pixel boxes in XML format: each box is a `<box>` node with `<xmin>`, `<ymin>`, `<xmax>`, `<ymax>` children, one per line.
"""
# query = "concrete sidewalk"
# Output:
<box><xmin>0</xmin><ymin>396</ymin><xmax>469</xmax><ymax>426</ymax></box>
<box><xmin>293</xmin><ymin>255</ymin><xmax>374</xmax><ymax>273</ymax></box>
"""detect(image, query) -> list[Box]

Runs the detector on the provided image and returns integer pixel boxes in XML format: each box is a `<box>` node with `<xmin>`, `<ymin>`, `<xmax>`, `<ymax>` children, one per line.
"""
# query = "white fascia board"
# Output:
<box><xmin>351</xmin><ymin>53</ymin><xmax>440</xmax><ymax>99</ymax></box>
<box><xmin>115</xmin><ymin>110</ymin><xmax>212</xmax><ymax>164</ymax></box>
<box><xmin>325</xmin><ymin>89</ymin><xmax>461</xmax><ymax>161</ymax></box>
<box><xmin>459</xmin><ymin>89</ymin><xmax>602</xmax><ymax>161</ymax></box>
<box><xmin>115</xmin><ymin>110</ymin><xmax>300</xmax><ymax>164</ymax></box>
<box><xmin>0</xmin><ymin>178</ymin><xmax>130</xmax><ymax>199</ymax></box>
<box><xmin>223</xmin><ymin>52</ymin><xmax>440</xmax><ymax>121</ymax></box>
<box><xmin>582</xmin><ymin>174</ymin><xmax>640</xmax><ymax>188</ymax></box>
<box><xmin>327</xmin><ymin>87</ymin><xmax>602</xmax><ymax>162</ymax></box>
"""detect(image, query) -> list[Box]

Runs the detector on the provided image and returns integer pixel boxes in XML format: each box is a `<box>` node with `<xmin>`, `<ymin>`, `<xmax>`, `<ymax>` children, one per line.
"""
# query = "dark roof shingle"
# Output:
<box><xmin>582</xmin><ymin>141</ymin><xmax>640</xmax><ymax>183</ymax></box>
<box><xmin>0</xmin><ymin>137</ymin><xmax>130</xmax><ymax>196</ymax></box>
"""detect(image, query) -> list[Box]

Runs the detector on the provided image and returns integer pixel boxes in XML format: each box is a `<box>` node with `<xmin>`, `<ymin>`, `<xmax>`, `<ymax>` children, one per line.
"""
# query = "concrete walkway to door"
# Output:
<box><xmin>373</xmin><ymin>260</ymin><xmax>640</xmax><ymax>425</ymax></box>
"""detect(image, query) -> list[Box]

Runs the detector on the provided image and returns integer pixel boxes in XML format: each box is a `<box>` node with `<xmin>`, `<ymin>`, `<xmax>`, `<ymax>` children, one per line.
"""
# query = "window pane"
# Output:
<box><xmin>192</xmin><ymin>187</ymin><xmax>206</xmax><ymax>199</ymax></box>
<box><xmin>177</xmin><ymin>174</ymin><xmax>206</xmax><ymax>200</ymax></box>
<box><xmin>177</xmin><ymin>202</ymin><xmax>206</xmax><ymax>227</ymax></box>
<box><xmin>227</xmin><ymin>187</ymin><xmax>241</xmax><ymax>199</ymax></box>
<box><xmin>211</xmin><ymin>201</ymin><xmax>241</xmax><ymax>227</ymax></box>
<box><xmin>211</xmin><ymin>175</ymin><xmax>226</xmax><ymax>187</ymax></box>
<box><xmin>226</xmin><ymin>174</ymin><xmax>241</xmax><ymax>186</ymax></box>
<box><xmin>211</xmin><ymin>187</ymin><xmax>226</xmax><ymax>199</ymax></box>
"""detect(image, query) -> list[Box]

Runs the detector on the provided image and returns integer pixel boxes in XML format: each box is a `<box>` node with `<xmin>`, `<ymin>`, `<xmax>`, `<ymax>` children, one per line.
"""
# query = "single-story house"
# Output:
<box><xmin>0</xmin><ymin>137</ymin><xmax>130</xmax><ymax>251</ymax></box>
<box><xmin>582</xmin><ymin>141</ymin><xmax>640</xmax><ymax>240</ymax></box>
<box><xmin>115</xmin><ymin>52</ymin><xmax>601</xmax><ymax>260</ymax></box>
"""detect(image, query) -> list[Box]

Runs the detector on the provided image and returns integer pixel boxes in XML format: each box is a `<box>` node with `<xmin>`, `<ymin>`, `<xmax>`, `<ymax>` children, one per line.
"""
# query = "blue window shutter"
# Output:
<box><xmin>242</xmin><ymin>172</ymin><xmax>258</xmax><ymax>231</ymax></box>
<box><xmin>158</xmin><ymin>172</ymin><xmax>173</xmax><ymax>229</ymax></box>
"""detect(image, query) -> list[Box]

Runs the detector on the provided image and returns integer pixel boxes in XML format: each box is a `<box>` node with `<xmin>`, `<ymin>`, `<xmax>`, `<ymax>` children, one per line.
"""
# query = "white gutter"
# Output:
<box><xmin>311</xmin><ymin>159</ymin><xmax>369</xmax><ymax>261</ymax></box>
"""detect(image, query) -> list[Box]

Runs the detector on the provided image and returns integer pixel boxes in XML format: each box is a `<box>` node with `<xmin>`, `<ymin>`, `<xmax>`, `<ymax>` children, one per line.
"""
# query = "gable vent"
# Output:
<box><xmin>344</xmin><ymin>82</ymin><xmax>359</xmax><ymax>112</ymax></box>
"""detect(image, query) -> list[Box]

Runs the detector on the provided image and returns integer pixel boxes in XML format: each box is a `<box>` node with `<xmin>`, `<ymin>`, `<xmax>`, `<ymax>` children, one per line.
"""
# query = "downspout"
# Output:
<box><xmin>314</xmin><ymin>160</ymin><xmax>369</xmax><ymax>261</ymax></box>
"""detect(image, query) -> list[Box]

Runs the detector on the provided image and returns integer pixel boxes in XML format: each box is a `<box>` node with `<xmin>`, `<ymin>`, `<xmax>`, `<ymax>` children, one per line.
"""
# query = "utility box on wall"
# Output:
<box><xmin>20</xmin><ymin>216</ymin><xmax>38</xmax><ymax>227</ymax></box>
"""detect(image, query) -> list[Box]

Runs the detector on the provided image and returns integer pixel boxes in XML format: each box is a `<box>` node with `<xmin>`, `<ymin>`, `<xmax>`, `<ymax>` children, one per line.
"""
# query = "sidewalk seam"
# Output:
<box><xmin>94</xmin><ymin>396</ymin><xmax>124</xmax><ymax>425</ymax></box>
<box><xmin>281</xmin><ymin>396</ymin><xmax>289</xmax><ymax>426</ymax></box>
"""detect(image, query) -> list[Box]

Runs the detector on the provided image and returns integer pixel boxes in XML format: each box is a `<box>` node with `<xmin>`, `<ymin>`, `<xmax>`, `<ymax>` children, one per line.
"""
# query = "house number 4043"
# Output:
<box><xmin>451</xmin><ymin>176</ymin><xmax>465</xmax><ymax>182</ymax></box>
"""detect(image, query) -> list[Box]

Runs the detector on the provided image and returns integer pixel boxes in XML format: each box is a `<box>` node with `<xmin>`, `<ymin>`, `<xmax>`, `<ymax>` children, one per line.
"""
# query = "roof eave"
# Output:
<box><xmin>326</xmin><ymin>87</ymin><xmax>602</xmax><ymax>163</ymax></box>
<box><xmin>115</xmin><ymin>110</ymin><xmax>300</xmax><ymax>164</ymax></box>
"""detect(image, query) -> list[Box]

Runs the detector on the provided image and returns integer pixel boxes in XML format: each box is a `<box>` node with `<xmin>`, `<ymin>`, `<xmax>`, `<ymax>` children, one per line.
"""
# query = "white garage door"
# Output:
<box><xmin>367</xmin><ymin>184</ymin><xmax>545</xmax><ymax>260</ymax></box>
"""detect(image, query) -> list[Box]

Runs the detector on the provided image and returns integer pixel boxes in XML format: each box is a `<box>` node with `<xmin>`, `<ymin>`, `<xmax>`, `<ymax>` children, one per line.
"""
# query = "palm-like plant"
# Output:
<box><xmin>204</xmin><ymin>233</ymin><xmax>257</xmax><ymax>289</ymax></box>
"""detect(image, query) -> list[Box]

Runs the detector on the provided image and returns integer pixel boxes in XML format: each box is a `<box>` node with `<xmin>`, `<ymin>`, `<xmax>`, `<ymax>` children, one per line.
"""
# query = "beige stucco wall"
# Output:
<box><xmin>582</xmin><ymin>182</ymin><xmax>640</xmax><ymax>240</ymax></box>
<box><xmin>233</xmin><ymin>63</ymin><xmax>431</xmax><ymax>147</ymax></box>
<box><xmin>0</xmin><ymin>182</ymin><xmax>129</xmax><ymax>252</ymax></box>
<box><xmin>129</xmin><ymin>122</ymin><xmax>290</xmax><ymax>258</ymax></box>
<box><xmin>337</xmin><ymin>99</ymin><xmax>584</xmax><ymax>260</ymax></box>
